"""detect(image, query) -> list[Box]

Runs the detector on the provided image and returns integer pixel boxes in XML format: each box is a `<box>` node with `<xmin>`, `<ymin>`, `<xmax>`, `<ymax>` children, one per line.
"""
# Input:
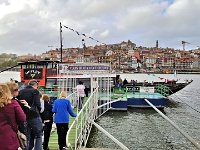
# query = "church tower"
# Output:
<box><xmin>156</xmin><ymin>40</ymin><xmax>158</xmax><ymax>48</ymax></box>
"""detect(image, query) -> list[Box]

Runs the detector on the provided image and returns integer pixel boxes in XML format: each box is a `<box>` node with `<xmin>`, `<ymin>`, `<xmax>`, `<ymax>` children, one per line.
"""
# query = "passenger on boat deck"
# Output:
<box><xmin>76</xmin><ymin>81</ymin><xmax>85</xmax><ymax>110</ymax></box>
<box><xmin>143</xmin><ymin>80</ymin><xmax>147</xmax><ymax>86</ymax></box>
<box><xmin>92</xmin><ymin>78</ymin><xmax>98</xmax><ymax>91</ymax></box>
<box><xmin>123</xmin><ymin>78</ymin><xmax>128</xmax><ymax>87</ymax></box>
<box><xmin>117</xmin><ymin>77</ymin><xmax>123</xmax><ymax>88</ymax></box>
<box><xmin>52</xmin><ymin>91</ymin><xmax>77</xmax><ymax>150</ymax></box>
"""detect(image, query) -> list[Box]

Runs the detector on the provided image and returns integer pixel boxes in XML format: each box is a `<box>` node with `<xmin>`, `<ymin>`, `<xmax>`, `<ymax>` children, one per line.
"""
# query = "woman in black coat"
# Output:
<box><xmin>41</xmin><ymin>94</ymin><xmax>54</xmax><ymax>150</ymax></box>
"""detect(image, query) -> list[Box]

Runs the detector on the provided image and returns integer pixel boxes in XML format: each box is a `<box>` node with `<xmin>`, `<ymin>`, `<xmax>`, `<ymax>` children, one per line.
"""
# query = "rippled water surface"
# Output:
<box><xmin>87</xmin><ymin>74</ymin><xmax>200</xmax><ymax>150</ymax></box>
<box><xmin>1</xmin><ymin>72</ymin><xmax>199</xmax><ymax>149</ymax></box>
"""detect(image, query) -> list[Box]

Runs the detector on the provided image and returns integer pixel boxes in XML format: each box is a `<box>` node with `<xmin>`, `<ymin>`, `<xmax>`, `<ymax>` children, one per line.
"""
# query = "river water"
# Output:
<box><xmin>1</xmin><ymin>72</ymin><xmax>200</xmax><ymax>149</ymax></box>
<box><xmin>87</xmin><ymin>74</ymin><xmax>200</xmax><ymax>150</ymax></box>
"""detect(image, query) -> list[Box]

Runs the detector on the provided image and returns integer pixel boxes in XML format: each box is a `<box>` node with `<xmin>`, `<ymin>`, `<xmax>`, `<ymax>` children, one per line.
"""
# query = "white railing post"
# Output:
<box><xmin>91</xmin><ymin>120</ymin><xmax>129</xmax><ymax>150</ymax></box>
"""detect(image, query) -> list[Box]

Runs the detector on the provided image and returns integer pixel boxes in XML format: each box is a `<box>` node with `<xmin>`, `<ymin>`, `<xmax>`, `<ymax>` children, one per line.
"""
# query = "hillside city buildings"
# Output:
<box><xmin>1</xmin><ymin>40</ymin><xmax>200</xmax><ymax>73</ymax></box>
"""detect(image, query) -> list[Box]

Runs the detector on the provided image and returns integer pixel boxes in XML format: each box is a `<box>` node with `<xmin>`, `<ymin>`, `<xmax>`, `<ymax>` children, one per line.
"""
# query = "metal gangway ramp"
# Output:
<box><xmin>51</xmin><ymin>63</ymin><xmax>128</xmax><ymax>150</ymax></box>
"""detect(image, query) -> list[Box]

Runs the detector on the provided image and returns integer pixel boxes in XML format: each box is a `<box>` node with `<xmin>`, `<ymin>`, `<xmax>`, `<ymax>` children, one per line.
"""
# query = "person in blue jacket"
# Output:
<box><xmin>52</xmin><ymin>91</ymin><xmax>77</xmax><ymax>150</ymax></box>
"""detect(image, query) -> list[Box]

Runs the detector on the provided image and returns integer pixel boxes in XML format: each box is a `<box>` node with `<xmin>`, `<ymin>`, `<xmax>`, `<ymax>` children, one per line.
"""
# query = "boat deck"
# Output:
<box><xmin>111</xmin><ymin>91</ymin><xmax>165</xmax><ymax>100</ymax></box>
<box><xmin>111</xmin><ymin>91</ymin><xmax>167</xmax><ymax>109</ymax></box>
<box><xmin>130</xmin><ymin>92</ymin><xmax>165</xmax><ymax>98</ymax></box>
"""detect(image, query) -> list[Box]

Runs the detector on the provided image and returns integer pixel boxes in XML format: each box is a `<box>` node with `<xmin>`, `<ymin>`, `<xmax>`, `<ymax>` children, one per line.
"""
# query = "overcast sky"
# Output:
<box><xmin>0</xmin><ymin>0</ymin><xmax>200</xmax><ymax>55</ymax></box>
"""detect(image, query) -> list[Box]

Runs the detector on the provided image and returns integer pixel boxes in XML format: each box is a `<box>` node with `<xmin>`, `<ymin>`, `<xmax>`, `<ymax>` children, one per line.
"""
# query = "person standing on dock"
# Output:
<box><xmin>52</xmin><ymin>91</ymin><xmax>77</xmax><ymax>150</ymax></box>
<box><xmin>18</xmin><ymin>80</ymin><xmax>43</xmax><ymax>150</ymax></box>
<box><xmin>76</xmin><ymin>81</ymin><xmax>85</xmax><ymax>110</ymax></box>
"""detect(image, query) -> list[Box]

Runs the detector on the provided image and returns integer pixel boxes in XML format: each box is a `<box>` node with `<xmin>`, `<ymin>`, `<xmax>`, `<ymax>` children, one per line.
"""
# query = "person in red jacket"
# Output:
<box><xmin>6</xmin><ymin>80</ymin><xmax>30</xmax><ymax>138</ymax></box>
<box><xmin>0</xmin><ymin>84</ymin><xmax>26</xmax><ymax>150</ymax></box>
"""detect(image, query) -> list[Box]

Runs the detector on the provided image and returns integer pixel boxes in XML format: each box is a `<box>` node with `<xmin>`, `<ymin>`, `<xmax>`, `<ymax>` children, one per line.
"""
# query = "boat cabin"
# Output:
<box><xmin>18</xmin><ymin>60</ymin><xmax>60</xmax><ymax>86</ymax></box>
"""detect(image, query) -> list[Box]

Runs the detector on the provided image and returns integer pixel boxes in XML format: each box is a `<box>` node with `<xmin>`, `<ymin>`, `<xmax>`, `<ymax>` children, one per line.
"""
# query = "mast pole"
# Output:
<box><xmin>60</xmin><ymin>22</ymin><xmax>63</xmax><ymax>62</ymax></box>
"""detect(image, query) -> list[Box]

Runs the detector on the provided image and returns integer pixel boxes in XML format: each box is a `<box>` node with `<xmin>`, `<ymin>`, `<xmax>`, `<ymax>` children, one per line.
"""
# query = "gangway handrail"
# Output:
<box><xmin>91</xmin><ymin>120</ymin><xmax>129</xmax><ymax>150</ymax></box>
<box><xmin>67</xmin><ymin>118</ymin><xmax>77</xmax><ymax>149</ymax></box>
<box><xmin>66</xmin><ymin>88</ymin><xmax>98</xmax><ymax>149</ymax></box>
<box><xmin>144</xmin><ymin>99</ymin><xmax>200</xmax><ymax>150</ymax></box>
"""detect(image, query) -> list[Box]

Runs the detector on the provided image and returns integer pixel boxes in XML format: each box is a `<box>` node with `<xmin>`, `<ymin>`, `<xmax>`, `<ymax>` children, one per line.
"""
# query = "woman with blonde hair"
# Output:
<box><xmin>6</xmin><ymin>80</ymin><xmax>30</xmax><ymax>148</ymax></box>
<box><xmin>0</xmin><ymin>84</ymin><xmax>26</xmax><ymax>150</ymax></box>
<box><xmin>52</xmin><ymin>91</ymin><xmax>77</xmax><ymax>150</ymax></box>
<box><xmin>6</xmin><ymin>80</ymin><xmax>29</xmax><ymax>107</ymax></box>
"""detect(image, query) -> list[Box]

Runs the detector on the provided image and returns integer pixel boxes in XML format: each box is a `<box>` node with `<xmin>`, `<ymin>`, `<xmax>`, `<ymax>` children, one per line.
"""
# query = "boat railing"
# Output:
<box><xmin>40</xmin><ymin>86</ymin><xmax>59</xmax><ymax>97</ymax></box>
<box><xmin>41</xmin><ymin>85</ymin><xmax>75</xmax><ymax>96</ymax></box>
<box><xmin>112</xmin><ymin>87</ymin><xmax>127</xmax><ymax>99</ymax></box>
<box><xmin>41</xmin><ymin>85</ymin><xmax>77</xmax><ymax>106</ymax></box>
<box><xmin>112</xmin><ymin>86</ymin><xmax>165</xmax><ymax>99</ymax></box>
<box><xmin>112</xmin><ymin>86</ymin><xmax>141</xmax><ymax>99</ymax></box>
<box><xmin>155</xmin><ymin>85</ymin><xmax>170</xmax><ymax>97</ymax></box>
<box><xmin>112</xmin><ymin>85</ymin><xmax>171</xmax><ymax>99</ymax></box>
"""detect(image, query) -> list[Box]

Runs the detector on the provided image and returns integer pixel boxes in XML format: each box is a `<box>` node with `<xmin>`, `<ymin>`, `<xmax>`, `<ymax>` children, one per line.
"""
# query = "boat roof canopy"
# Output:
<box><xmin>18</xmin><ymin>60</ymin><xmax>60</xmax><ymax>65</ymax></box>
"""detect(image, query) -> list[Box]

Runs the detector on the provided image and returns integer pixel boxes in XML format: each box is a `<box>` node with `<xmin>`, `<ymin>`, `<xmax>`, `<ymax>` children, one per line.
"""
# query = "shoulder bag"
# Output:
<box><xmin>0</xmin><ymin>108</ymin><xmax>27</xmax><ymax>149</ymax></box>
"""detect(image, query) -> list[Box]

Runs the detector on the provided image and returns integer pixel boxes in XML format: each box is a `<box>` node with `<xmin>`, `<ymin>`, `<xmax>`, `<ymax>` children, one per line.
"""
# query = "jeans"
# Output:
<box><xmin>26</xmin><ymin>117</ymin><xmax>43</xmax><ymax>150</ymax></box>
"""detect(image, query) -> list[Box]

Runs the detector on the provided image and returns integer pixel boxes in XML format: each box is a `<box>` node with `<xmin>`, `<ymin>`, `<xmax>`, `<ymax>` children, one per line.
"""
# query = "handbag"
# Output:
<box><xmin>17</xmin><ymin>130</ymin><xmax>27</xmax><ymax>149</ymax></box>
<box><xmin>0</xmin><ymin>108</ymin><xmax>27</xmax><ymax>149</ymax></box>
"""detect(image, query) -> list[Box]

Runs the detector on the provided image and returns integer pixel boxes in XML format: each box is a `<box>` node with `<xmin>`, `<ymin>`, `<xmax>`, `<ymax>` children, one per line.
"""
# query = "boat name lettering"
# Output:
<box><xmin>65</xmin><ymin>66</ymin><xmax>110</xmax><ymax>70</ymax></box>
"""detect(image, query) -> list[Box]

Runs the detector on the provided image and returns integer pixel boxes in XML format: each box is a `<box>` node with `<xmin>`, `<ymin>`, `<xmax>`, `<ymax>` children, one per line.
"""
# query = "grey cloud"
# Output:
<box><xmin>0</xmin><ymin>0</ymin><xmax>200</xmax><ymax>55</ymax></box>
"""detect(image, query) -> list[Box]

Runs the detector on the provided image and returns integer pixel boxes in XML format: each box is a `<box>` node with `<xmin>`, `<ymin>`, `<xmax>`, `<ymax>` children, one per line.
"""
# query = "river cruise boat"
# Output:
<box><xmin>15</xmin><ymin>60</ymin><xmax>188</xmax><ymax>109</ymax></box>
